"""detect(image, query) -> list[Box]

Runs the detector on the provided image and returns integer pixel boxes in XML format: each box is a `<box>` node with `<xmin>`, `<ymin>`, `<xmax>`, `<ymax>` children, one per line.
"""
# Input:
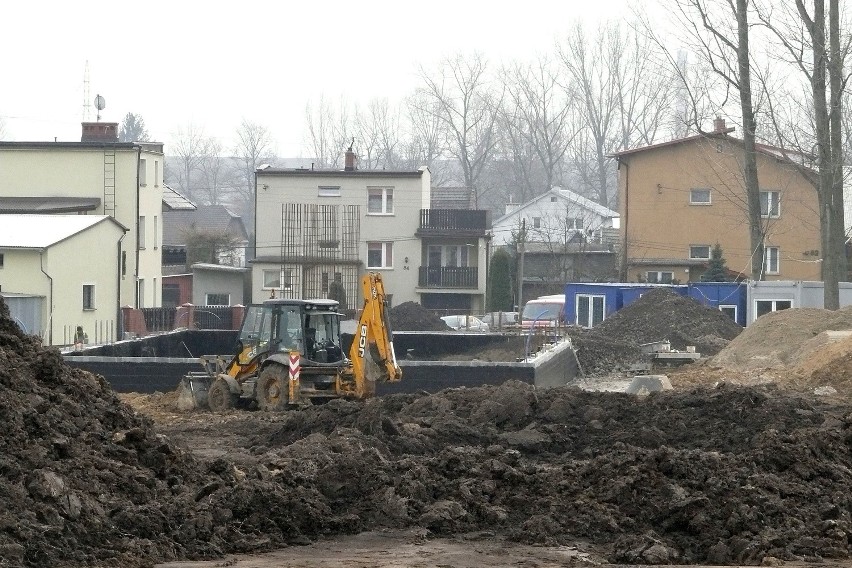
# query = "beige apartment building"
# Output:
<box><xmin>0</xmin><ymin>123</ymin><xmax>164</xmax><ymax>309</ymax></box>
<box><xmin>614</xmin><ymin>119</ymin><xmax>821</xmax><ymax>283</ymax></box>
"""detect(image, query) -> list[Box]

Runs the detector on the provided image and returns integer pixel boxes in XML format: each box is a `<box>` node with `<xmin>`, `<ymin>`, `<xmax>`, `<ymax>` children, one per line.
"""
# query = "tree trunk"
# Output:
<box><xmin>736</xmin><ymin>0</ymin><xmax>764</xmax><ymax>281</ymax></box>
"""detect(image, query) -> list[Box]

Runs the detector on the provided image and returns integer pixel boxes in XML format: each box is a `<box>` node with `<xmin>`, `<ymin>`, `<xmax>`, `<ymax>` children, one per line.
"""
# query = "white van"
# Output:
<box><xmin>520</xmin><ymin>294</ymin><xmax>566</xmax><ymax>329</ymax></box>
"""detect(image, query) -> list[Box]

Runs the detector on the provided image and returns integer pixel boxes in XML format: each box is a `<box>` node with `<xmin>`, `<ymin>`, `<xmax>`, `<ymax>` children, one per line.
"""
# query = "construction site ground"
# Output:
<box><xmin>8</xmin><ymin>290</ymin><xmax>852</xmax><ymax>567</ymax></box>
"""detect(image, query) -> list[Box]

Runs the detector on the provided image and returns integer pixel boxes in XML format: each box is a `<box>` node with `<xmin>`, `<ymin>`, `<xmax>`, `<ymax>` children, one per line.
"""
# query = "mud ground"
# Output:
<box><xmin>7</xmin><ymin>292</ymin><xmax>852</xmax><ymax>567</ymax></box>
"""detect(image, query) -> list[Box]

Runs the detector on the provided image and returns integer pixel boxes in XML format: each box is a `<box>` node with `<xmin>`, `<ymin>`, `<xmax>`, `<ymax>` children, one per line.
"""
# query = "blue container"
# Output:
<box><xmin>687</xmin><ymin>282</ymin><xmax>747</xmax><ymax>326</ymax></box>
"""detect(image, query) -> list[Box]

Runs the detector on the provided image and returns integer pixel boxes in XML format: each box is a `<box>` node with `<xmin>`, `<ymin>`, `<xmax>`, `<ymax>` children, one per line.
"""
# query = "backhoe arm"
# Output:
<box><xmin>349</xmin><ymin>273</ymin><xmax>402</xmax><ymax>388</ymax></box>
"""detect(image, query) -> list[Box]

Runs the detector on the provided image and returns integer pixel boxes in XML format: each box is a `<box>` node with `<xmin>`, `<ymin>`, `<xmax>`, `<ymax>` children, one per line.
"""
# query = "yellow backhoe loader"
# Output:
<box><xmin>177</xmin><ymin>272</ymin><xmax>401</xmax><ymax>411</ymax></box>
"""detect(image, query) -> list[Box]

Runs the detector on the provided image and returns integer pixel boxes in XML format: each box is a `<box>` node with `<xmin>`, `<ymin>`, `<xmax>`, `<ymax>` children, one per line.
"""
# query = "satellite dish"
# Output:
<box><xmin>94</xmin><ymin>94</ymin><xmax>106</xmax><ymax>121</ymax></box>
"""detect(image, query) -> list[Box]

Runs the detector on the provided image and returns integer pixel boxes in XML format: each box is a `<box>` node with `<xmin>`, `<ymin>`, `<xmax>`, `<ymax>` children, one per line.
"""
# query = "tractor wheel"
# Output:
<box><xmin>207</xmin><ymin>378</ymin><xmax>238</xmax><ymax>412</ymax></box>
<box><xmin>256</xmin><ymin>364</ymin><xmax>289</xmax><ymax>411</ymax></box>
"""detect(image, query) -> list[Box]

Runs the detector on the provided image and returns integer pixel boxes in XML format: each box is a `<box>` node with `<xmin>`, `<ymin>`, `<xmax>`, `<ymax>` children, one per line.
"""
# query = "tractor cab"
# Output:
<box><xmin>235</xmin><ymin>299</ymin><xmax>344</xmax><ymax>366</ymax></box>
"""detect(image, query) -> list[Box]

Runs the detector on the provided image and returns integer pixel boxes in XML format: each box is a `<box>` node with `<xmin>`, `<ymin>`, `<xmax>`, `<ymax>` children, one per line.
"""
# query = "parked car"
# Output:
<box><xmin>441</xmin><ymin>315</ymin><xmax>490</xmax><ymax>332</ymax></box>
<box><xmin>480</xmin><ymin>311</ymin><xmax>519</xmax><ymax>329</ymax></box>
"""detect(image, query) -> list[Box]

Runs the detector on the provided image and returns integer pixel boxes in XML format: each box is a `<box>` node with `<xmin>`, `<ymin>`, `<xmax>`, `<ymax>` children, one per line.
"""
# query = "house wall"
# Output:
<box><xmin>192</xmin><ymin>269</ymin><xmax>246</xmax><ymax>306</ymax></box>
<box><xmin>254</xmin><ymin>169</ymin><xmax>431</xmax><ymax>306</ymax></box>
<box><xmin>0</xmin><ymin>221</ymin><xmax>124</xmax><ymax>345</ymax></box>
<box><xmin>0</xmin><ymin>145</ymin><xmax>164</xmax><ymax>307</ymax></box>
<box><xmin>618</xmin><ymin>137</ymin><xmax>821</xmax><ymax>282</ymax></box>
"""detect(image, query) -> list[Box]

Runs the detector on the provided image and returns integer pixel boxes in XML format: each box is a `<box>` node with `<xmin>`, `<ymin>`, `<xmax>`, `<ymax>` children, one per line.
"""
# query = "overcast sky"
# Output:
<box><xmin>1</xmin><ymin>0</ymin><xmax>642</xmax><ymax>157</ymax></box>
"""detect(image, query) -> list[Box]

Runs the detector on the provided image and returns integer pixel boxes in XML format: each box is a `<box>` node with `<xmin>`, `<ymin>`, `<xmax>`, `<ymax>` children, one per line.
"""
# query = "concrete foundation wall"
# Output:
<box><xmin>64</xmin><ymin>331</ymin><xmax>580</xmax><ymax>395</ymax></box>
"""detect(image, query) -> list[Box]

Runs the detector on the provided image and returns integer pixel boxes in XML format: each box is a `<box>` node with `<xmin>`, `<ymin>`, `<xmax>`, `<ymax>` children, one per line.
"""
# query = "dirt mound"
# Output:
<box><xmin>712</xmin><ymin>307</ymin><xmax>852</xmax><ymax>371</ymax></box>
<box><xmin>10</xmin><ymin>291</ymin><xmax>852</xmax><ymax>566</ymax></box>
<box><xmin>595</xmin><ymin>288</ymin><xmax>743</xmax><ymax>355</ymax></box>
<box><xmin>792</xmin><ymin>333</ymin><xmax>852</xmax><ymax>391</ymax></box>
<box><xmin>390</xmin><ymin>302</ymin><xmax>451</xmax><ymax>331</ymax></box>
<box><xmin>250</xmin><ymin>380</ymin><xmax>852</xmax><ymax>564</ymax></box>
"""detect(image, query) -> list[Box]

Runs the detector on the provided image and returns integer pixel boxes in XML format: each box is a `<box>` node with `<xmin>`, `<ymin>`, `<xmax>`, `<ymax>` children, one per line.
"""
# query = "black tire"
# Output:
<box><xmin>207</xmin><ymin>378</ymin><xmax>238</xmax><ymax>412</ymax></box>
<box><xmin>256</xmin><ymin>364</ymin><xmax>289</xmax><ymax>411</ymax></box>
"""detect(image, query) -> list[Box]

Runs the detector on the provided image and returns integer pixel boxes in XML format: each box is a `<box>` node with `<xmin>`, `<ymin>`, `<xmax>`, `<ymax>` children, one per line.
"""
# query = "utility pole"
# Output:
<box><xmin>516</xmin><ymin>219</ymin><xmax>525</xmax><ymax>311</ymax></box>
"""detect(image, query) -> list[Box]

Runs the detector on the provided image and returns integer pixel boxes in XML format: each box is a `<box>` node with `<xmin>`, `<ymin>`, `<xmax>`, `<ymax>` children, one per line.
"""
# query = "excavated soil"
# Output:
<box><xmin>389</xmin><ymin>302</ymin><xmax>451</xmax><ymax>331</ymax></box>
<box><xmin>8</xmin><ymin>292</ymin><xmax>852</xmax><ymax>567</ymax></box>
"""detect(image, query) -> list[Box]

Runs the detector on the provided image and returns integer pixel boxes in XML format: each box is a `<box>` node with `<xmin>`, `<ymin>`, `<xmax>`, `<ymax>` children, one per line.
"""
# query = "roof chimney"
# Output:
<box><xmin>81</xmin><ymin>122</ymin><xmax>119</xmax><ymax>142</ymax></box>
<box><xmin>344</xmin><ymin>139</ymin><xmax>357</xmax><ymax>171</ymax></box>
<box><xmin>713</xmin><ymin>116</ymin><xmax>726</xmax><ymax>133</ymax></box>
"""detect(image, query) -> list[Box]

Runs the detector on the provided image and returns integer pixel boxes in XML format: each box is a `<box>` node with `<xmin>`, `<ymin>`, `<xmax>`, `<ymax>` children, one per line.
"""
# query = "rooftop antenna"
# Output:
<box><xmin>82</xmin><ymin>61</ymin><xmax>91</xmax><ymax>121</ymax></box>
<box><xmin>94</xmin><ymin>94</ymin><xmax>106</xmax><ymax>122</ymax></box>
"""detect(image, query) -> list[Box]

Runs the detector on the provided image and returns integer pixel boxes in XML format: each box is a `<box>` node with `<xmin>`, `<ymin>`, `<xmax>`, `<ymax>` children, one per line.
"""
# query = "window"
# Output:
<box><xmin>367</xmin><ymin>187</ymin><xmax>393</xmax><ymax>214</ymax></box>
<box><xmin>318</xmin><ymin>185</ymin><xmax>341</xmax><ymax>197</ymax></box>
<box><xmin>755</xmin><ymin>299</ymin><xmax>792</xmax><ymax>319</ymax></box>
<box><xmin>760</xmin><ymin>191</ymin><xmax>780</xmax><ymax>218</ymax></box>
<box><xmin>138</xmin><ymin>216</ymin><xmax>146</xmax><ymax>249</ymax></box>
<box><xmin>567</xmin><ymin>218</ymin><xmax>584</xmax><ymax>230</ymax></box>
<box><xmin>719</xmin><ymin>305</ymin><xmax>737</xmax><ymax>322</ymax></box>
<box><xmin>139</xmin><ymin>158</ymin><xmax>147</xmax><ymax>186</ymax></box>
<box><xmin>367</xmin><ymin>242</ymin><xmax>393</xmax><ymax>268</ymax></box>
<box><xmin>154</xmin><ymin>160</ymin><xmax>160</xmax><ymax>187</ymax></box>
<box><xmin>263</xmin><ymin>268</ymin><xmax>292</xmax><ymax>290</ymax></box>
<box><xmin>0</xmin><ymin>253</ymin><xmax>4</xmax><ymax>268</ymax></box>
<box><xmin>646</xmin><ymin>271</ymin><xmax>674</xmax><ymax>284</ymax></box>
<box><xmin>533</xmin><ymin>217</ymin><xmax>541</xmax><ymax>228</ymax></box>
<box><xmin>153</xmin><ymin>216</ymin><xmax>158</xmax><ymax>249</ymax></box>
<box><xmin>690</xmin><ymin>245</ymin><xmax>711</xmax><ymax>260</ymax></box>
<box><xmin>83</xmin><ymin>284</ymin><xmax>95</xmax><ymax>310</ymax></box>
<box><xmin>576</xmin><ymin>294</ymin><xmax>605</xmax><ymax>328</ymax></box>
<box><xmin>206</xmin><ymin>293</ymin><xmax>230</xmax><ymax>306</ymax></box>
<box><xmin>690</xmin><ymin>188</ymin><xmax>712</xmax><ymax>204</ymax></box>
<box><xmin>550</xmin><ymin>196</ymin><xmax>557</xmax><ymax>202</ymax></box>
<box><xmin>764</xmin><ymin>246</ymin><xmax>780</xmax><ymax>274</ymax></box>
<box><xmin>445</xmin><ymin>245</ymin><xmax>470</xmax><ymax>267</ymax></box>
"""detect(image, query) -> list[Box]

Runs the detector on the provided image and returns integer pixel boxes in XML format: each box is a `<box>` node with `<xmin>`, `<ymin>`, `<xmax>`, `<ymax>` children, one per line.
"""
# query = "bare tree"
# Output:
<box><xmin>304</xmin><ymin>95</ymin><xmax>351</xmax><ymax>169</ymax></box>
<box><xmin>663</xmin><ymin>0</ymin><xmax>765</xmax><ymax>280</ymax></box>
<box><xmin>753</xmin><ymin>0</ymin><xmax>850</xmax><ymax>307</ymax></box>
<box><xmin>353</xmin><ymin>98</ymin><xmax>404</xmax><ymax>170</ymax></box>
<box><xmin>171</xmin><ymin>123</ymin><xmax>207</xmax><ymax>201</ymax></box>
<box><xmin>404</xmin><ymin>89</ymin><xmax>450</xmax><ymax>184</ymax></box>
<box><xmin>558</xmin><ymin>21</ymin><xmax>675</xmax><ymax>208</ymax></box>
<box><xmin>197</xmin><ymin>137</ymin><xmax>235</xmax><ymax>206</ymax></box>
<box><xmin>418</xmin><ymin>52</ymin><xmax>504</xmax><ymax>209</ymax></box>
<box><xmin>501</xmin><ymin>55</ymin><xmax>576</xmax><ymax>201</ymax></box>
<box><xmin>118</xmin><ymin>112</ymin><xmax>150</xmax><ymax>142</ymax></box>
<box><xmin>233</xmin><ymin>118</ymin><xmax>276</xmax><ymax>229</ymax></box>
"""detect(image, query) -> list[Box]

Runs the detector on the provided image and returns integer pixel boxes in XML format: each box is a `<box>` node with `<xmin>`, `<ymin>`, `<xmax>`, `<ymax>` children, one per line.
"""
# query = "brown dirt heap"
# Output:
<box><xmin>565</xmin><ymin>288</ymin><xmax>743</xmax><ymax>375</ymax></box>
<box><xmin>390</xmin><ymin>302</ymin><xmax>451</xmax><ymax>331</ymax></box>
<box><xmin>6</xmin><ymin>295</ymin><xmax>852</xmax><ymax>566</ymax></box>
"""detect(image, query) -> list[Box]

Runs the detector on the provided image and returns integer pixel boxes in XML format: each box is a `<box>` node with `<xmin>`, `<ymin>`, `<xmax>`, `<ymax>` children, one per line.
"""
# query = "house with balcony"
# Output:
<box><xmin>613</xmin><ymin>118</ymin><xmax>821</xmax><ymax>283</ymax></box>
<box><xmin>252</xmin><ymin>151</ymin><xmax>490</xmax><ymax>312</ymax></box>
<box><xmin>0</xmin><ymin>122</ymin><xmax>165</xmax><ymax>309</ymax></box>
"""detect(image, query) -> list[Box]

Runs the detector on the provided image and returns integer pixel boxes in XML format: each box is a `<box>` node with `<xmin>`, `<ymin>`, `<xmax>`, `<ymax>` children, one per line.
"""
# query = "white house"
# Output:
<box><xmin>0</xmin><ymin>122</ymin><xmax>165</xmax><ymax>308</ymax></box>
<box><xmin>491</xmin><ymin>187</ymin><xmax>620</xmax><ymax>247</ymax></box>
<box><xmin>0</xmin><ymin>215</ymin><xmax>127</xmax><ymax>346</ymax></box>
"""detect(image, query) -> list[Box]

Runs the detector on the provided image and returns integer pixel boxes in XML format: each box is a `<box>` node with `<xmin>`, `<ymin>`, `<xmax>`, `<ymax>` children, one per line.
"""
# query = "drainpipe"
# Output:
<box><xmin>39</xmin><ymin>250</ymin><xmax>53</xmax><ymax>345</ymax></box>
<box><xmin>117</xmin><ymin>229</ymin><xmax>127</xmax><ymax>340</ymax></box>
<box><xmin>135</xmin><ymin>146</ymin><xmax>141</xmax><ymax>308</ymax></box>
<box><xmin>618</xmin><ymin>157</ymin><xmax>629</xmax><ymax>281</ymax></box>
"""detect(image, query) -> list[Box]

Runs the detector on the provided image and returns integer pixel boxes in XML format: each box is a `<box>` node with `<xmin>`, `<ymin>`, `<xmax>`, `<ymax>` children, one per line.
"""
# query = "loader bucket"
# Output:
<box><xmin>176</xmin><ymin>373</ymin><xmax>213</xmax><ymax>410</ymax></box>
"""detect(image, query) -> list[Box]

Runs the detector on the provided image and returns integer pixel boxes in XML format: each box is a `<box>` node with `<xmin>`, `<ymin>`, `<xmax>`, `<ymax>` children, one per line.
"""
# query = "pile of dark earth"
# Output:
<box><xmin>565</xmin><ymin>288</ymin><xmax>744</xmax><ymax>375</ymax></box>
<box><xmin>389</xmin><ymin>301</ymin><xmax>451</xmax><ymax>331</ymax></box>
<box><xmin>6</xmin><ymin>296</ymin><xmax>852</xmax><ymax>567</ymax></box>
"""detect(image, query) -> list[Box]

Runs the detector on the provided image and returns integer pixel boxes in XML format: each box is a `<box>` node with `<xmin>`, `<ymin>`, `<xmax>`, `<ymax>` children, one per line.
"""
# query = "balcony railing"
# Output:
<box><xmin>418</xmin><ymin>266</ymin><xmax>478</xmax><ymax>288</ymax></box>
<box><xmin>417</xmin><ymin>209</ymin><xmax>489</xmax><ymax>236</ymax></box>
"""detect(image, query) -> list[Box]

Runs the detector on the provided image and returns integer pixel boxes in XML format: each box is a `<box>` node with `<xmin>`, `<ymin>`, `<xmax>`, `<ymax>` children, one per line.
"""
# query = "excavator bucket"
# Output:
<box><xmin>175</xmin><ymin>373</ymin><xmax>212</xmax><ymax>411</ymax></box>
